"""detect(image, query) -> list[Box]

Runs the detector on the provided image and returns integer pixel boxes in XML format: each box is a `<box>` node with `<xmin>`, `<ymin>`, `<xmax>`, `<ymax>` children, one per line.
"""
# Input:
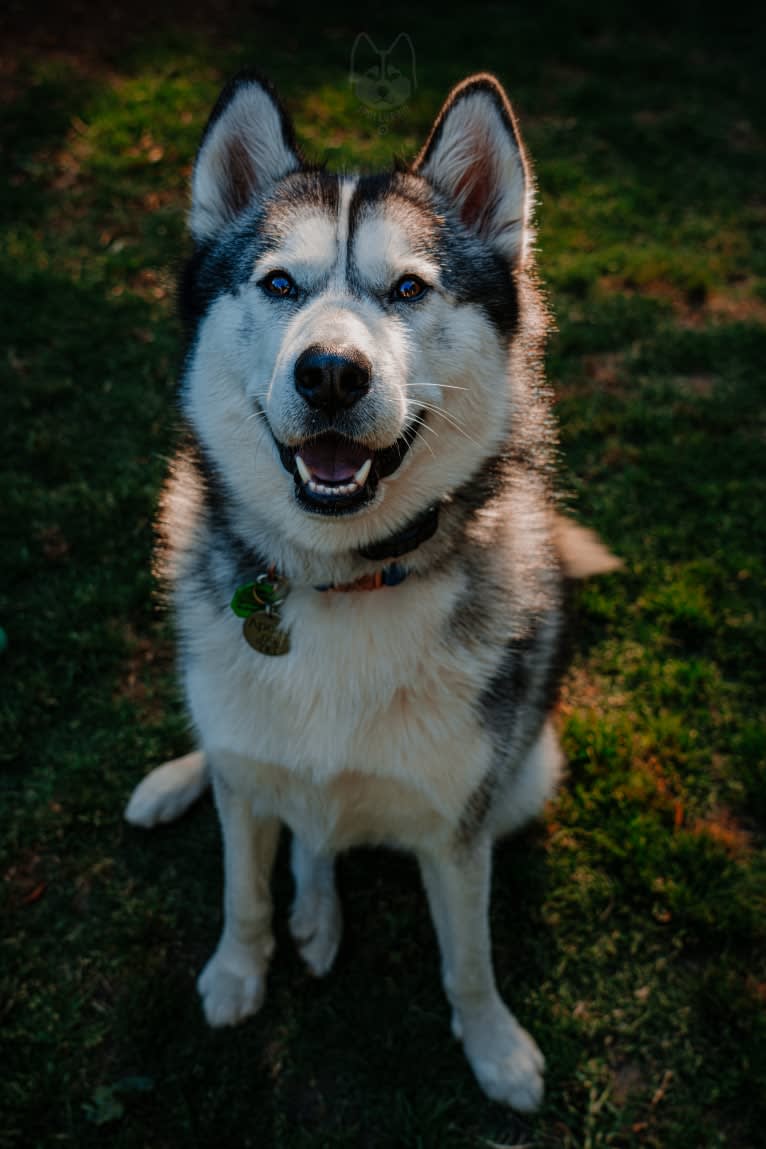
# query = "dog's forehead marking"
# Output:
<box><xmin>252</xmin><ymin>176</ymin><xmax>358</xmax><ymax>288</ymax></box>
<box><xmin>351</xmin><ymin>208</ymin><xmax>441</xmax><ymax>288</ymax></box>
<box><xmin>333</xmin><ymin>177</ymin><xmax>358</xmax><ymax>287</ymax></box>
<box><xmin>252</xmin><ymin>211</ymin><xmax>338</xmax><ymax>280</ymax></box>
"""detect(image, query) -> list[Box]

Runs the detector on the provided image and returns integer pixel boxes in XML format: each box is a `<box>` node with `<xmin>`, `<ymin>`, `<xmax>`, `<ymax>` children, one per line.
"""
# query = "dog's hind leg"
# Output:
<box><xmin>198</xmin><ymin>771</ymin><xmax>280</xmax><ymax>1027</ymax></box>
<box><xmin>289</xmin><ymin>836</ymin><xmax>343</xmax><ymax>977</ymax></box>
<box><xmin>124</xmin><ymin>750</ymin><xmax>209</xmax><ymax>827</ymax></box>
<box><xmin>416</xmin><ymin>836</ymin><xmax>544</xmax><ymax>1112</ymax></box>
<box><xmin>491</xmin><ymin>720</ymin><xmax>564</xmax><ymax>839</ymax></box>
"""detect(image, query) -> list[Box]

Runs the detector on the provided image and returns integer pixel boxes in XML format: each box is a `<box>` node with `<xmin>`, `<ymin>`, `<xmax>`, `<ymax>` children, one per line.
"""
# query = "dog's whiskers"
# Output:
<box><xmin>405</xmin><ymin>383</ymin><xmax>469</xmax><ymax>392</ymax></box>
<box><xmin>409</xmin><ymin>417</ymin><xmax>436</xmax><ymax>458</ymax></box>
<box><xmin>411</xmin><ymin>414</ymin><xmax>439</xmax><ymax>438</ymax></box>
<box><xmin>418</xmin><ymin>401</ymin><xmax>481</xmax><ymax>447</ymax></box>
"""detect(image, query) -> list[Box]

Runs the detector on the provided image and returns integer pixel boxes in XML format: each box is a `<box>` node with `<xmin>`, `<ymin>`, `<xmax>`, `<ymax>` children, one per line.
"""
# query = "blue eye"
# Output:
<box><xmin>261</xmin><ymin>270</ymin><xmax>296</xmax><ymax>298</ymax></box>
<box><xmin>393</xmin><ymin>275</ymin><xmax>428</xmax><ymax>302</ymax></box>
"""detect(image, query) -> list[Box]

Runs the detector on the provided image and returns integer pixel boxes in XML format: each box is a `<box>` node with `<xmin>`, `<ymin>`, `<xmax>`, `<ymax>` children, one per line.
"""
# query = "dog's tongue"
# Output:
<box><xmin>298</xmin><ymin>437</ymin><xmax>371</xmax><ymax>482</ymax></box>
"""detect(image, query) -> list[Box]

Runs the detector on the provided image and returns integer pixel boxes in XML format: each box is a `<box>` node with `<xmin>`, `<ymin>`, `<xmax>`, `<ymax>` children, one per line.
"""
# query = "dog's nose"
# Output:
<box><xmin>294</xmin><ymin>345</ymin><xmax>372</xmax><ymax>413</ymax></box>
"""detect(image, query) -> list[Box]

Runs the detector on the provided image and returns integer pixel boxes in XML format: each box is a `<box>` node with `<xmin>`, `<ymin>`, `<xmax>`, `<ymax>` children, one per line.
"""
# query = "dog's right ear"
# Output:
<box><xmin>412</xmin><ymin>74</ymin><xmax>529</xmax><ymax>264</ymax></box>
<box><xmin>190</xmin><ymin>73</ymin><xmax>302</xmax><ymax>244</ymax></box>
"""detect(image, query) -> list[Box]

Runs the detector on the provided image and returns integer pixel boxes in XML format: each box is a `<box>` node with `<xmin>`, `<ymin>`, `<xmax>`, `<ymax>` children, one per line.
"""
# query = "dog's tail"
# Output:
<box><xmin>552</xmin><ymin>512</ymin><xmax>622</xmax><ymax>580</ymax></box>
<box><xmin>124</xmin><ymin>750</ymin><xmax>209</xmax><ymax>828</ymax></box>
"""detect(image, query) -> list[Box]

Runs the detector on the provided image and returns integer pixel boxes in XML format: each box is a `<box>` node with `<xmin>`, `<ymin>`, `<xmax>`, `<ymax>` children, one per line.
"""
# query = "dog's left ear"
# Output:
<box><xmin>190</xmin><ymin>73</ymin><xmax>302</xmax><ymax>244</ymax></box>
<box><xmin>413</xmin><ymin>74</ymin><xmax>529</xmax><ymax>264</ymax></box>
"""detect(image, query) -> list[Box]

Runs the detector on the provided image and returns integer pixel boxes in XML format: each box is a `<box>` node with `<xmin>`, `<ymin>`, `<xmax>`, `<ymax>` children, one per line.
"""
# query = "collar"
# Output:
<box><xmin>357</xmin><ymin>503</ymin><xmax>440</xmax><ymax>561</ymax></box>
<box><xmin>231</xmin><ymin>501</ymin><xmax>440</xmax><ymax>614</ymax></box>
<box><xmin>314</xmin><ymin>562</ymin><xmax>409</xmax><ymax>593</ymax></box>
<box><xmin>232</xmin><ymin>561</ymin><xmax>409</xmax><ymax>619</ymax></box>
<box><xmin>322</xmin><ymin>500</ymin><xmax>441</xmax><ymax>589</ymax></box>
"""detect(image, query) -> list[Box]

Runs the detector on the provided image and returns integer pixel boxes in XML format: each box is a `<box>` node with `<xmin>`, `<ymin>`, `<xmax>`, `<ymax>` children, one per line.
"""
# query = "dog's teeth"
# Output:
<box><xmin>354</xmin><ymin>459</ymin><xmax>372</xmax><ymax>486</ymax></box>
<box><xmin>295</xmin><ymin>455</ymin><xmax>312</xmax><ymax>484</ymax></box>
<box><xmin>305</xmin><ymin>478</ymin><xmax>360</xmax><ymax>498</ymax></box>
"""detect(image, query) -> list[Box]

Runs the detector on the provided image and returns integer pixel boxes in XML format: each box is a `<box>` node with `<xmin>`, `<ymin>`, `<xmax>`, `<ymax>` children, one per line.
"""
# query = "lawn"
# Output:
<box><xmin>1</xmin><ymin>2</ymin><xmax>765</xmax><ymax>1146</ymax></box>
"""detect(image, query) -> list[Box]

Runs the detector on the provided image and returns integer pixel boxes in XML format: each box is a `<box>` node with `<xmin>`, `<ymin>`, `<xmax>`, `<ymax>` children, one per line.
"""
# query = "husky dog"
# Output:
<box><xmin>125</xmin><ymin>71</ymin><xmax>618</xmax><ymax>1111</ymax></box>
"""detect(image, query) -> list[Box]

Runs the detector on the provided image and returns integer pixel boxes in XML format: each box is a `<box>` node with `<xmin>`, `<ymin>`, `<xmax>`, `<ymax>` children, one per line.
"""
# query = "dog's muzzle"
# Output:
<box><xmin>255</xmin><ymin>342</ymin><xmax>420</xmax><ymax>516</ymax></box>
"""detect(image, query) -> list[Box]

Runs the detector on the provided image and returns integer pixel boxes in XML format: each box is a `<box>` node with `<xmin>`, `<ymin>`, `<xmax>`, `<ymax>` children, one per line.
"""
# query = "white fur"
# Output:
<box><xmin>124</xmin><ymin>750</ymin><xmax>208</xmax><ymax>827</ymax></box>
<box><xmin>415</xmin><ymin>82</ymin><xmax>529</xmax><ymax>263</ymax></box>
<box><xmin>190</xmin><ymin>82</ymin><xmax>299</xmax><ymax>242</ymax></box>
<box><xmin>419</xmin><ymin>835</ymin><xmax>546</xmax><ymax>1111</ymax></box>
<box><xmin>183</xmin><ymin>567</ymin><xmax>497</xmax><ymax>851</ymax></box>
<box><xmin>124</xmin><ymin>74</ymin><xmax>601</xmax><ymax>1112</ymax></box>
<box><xmin>289</xmin><ymin>837</ymin><xmax>342</xmax><ymax>976</ymax></box>
<box><xmin>197</xmin><ymin>777</ymin><xmax>280</xmax><ymax>1026</ymax></box>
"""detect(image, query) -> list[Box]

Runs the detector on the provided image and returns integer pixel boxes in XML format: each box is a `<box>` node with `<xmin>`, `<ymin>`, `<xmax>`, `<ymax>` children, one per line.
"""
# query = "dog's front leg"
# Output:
<box><xmin>417</xmin><ymin>836</ymin><xmax>544</xmax><ymax>1112</ymax></box>
<box><xmin>289</xmin><ymin>836</ymin><xmax>343</xmax><ymax>976</ymax></box>
<box><xmin>197</xmin><ymin>770</ymin><xmax>280</xmax><ymax>1027</ymax></box>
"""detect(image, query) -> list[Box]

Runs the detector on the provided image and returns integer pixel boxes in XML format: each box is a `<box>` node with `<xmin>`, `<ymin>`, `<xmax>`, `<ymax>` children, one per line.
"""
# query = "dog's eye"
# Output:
<box><xmin>392</xmin><ymin>275</ymin><xmax>428</xmax><ymax>302</ymax></box>
<box><xmin>261</xmin><ymin>271</ymin><xmax>296</xmax><ymax>298</ymax></box>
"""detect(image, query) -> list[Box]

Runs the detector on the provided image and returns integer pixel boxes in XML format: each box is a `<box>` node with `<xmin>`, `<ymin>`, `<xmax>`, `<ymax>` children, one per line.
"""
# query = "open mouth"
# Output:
<box><xmin>272</xmin><ymin>418</ymin><xmax>421</xmax><ymax>515</ymax></box>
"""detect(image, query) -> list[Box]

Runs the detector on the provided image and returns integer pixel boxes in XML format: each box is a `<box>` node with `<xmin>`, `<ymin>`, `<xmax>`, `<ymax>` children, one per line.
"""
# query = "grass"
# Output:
<box><xmin>1</xmin><ymin>2</ymin><xmax>765</xmax><ymax>1146</ymax></box>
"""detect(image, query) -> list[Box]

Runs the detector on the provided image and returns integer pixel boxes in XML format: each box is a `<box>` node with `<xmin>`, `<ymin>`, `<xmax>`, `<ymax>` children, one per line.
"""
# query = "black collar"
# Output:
<box><xmin>358</xmin><ymin>503</ymin><xmax>440</xmax><ymax>561</ymax></box>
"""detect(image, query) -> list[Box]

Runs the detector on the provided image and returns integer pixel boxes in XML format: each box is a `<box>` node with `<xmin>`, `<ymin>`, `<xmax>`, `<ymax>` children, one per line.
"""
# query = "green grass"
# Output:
<box><xmin>1</xmin><ymin>3</ymin><xmax>765</xmax><ymax>1146</ymax></box>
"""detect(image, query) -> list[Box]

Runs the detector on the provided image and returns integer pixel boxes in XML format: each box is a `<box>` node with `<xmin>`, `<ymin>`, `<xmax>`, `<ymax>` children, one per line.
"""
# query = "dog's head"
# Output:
<box><xmin>181</xmin><ymin>72</ymin><xmax>534</xmax><ymax>558</ymax></box>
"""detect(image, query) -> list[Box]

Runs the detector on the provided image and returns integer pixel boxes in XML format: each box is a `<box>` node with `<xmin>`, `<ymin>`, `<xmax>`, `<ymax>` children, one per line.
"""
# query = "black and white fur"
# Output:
<box><xmin>125</xmin><ymin>72</ymin><xmax>619</xmax><ymax>1111</ymax></box>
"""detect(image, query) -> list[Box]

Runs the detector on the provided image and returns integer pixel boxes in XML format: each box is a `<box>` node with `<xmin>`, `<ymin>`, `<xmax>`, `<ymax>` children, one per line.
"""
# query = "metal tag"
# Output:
<box><xmin>242</xmin><ymin>612</ymin><xmax>290</xmax><ymax>657</ymax></box>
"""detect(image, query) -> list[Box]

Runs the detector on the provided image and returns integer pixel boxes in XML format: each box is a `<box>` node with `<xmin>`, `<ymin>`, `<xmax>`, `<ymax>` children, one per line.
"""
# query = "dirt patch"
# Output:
<box><xmin>670</xmin><ymin>374</ymin><xmax>715</xmax><ymax>398</ymax></box>
<box><xmin>113</xmin><ymin>623</ymin><xmax>174</xmax><ymax>723</ymax></box>
<box><xmin>690</xmin><ymin>807</ymin><xmax>752</xmax><ymax>857</ymax></box>
<box><xmin>702</xmin><ymin>284</ymin><xmax>766</xmax><ymax>326</ymax></box>
<box><xmin>3</xmin><ymin>850</ymin><xmax>50</xmax><ymax>909</ymax></box>
<box><xmin>598</xmin><ymin>274</ymin><xmax>766</xmax><ymax>329</ymax></box>
<box><xmin>35</xmin><ymin>524</ymin><xmax>70</xmax><ymax>563</ymax></box>
<box><xmin>611</xmin><ymin>1060</ymin><xmax>646</xmax><ymax>1105</ymax></box>
<box><xmin>584</xmin><ymin>351</ymin><xmax>628</xmax><ymax>388</ymax></box>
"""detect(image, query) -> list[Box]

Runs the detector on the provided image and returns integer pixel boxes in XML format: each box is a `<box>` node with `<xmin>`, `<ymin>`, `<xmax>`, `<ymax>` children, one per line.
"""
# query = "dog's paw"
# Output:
<box><xmin>289</xmin><ymin>889</ymin><xmax>343</xmax><ymax>977</ymax></box>
<box><xmin>125</xmin><ymin>751</ymin><xmax>208</xmax><ymax>828</ymax></box>
<box><xmin>460</xmin><ymin>1002</ymin><xmax>545</xmax><ymax>1112</ymax></box>
<box><xmin>197</xmin><ymin>947</ymin><xmax>267</xmax><ymax>1027</ymax></box>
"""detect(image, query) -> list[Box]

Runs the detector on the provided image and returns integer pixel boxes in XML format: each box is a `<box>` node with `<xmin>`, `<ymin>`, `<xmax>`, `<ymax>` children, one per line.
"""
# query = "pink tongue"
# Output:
<box><xmin>298</xmin><ymin>437</ymin><xmax>371</xmax><ymax>482</ymax></box>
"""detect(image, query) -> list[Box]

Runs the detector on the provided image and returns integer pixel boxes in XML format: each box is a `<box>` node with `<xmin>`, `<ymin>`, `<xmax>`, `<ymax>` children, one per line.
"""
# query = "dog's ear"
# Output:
<box><xmin>190</xmin><ymin>73</ymin><xmax>302</xmax><ymax>243</ymax></box>
<box><xmin>413</xmin><ymin>74</ymin><xmax>529</xmax><ymax>263</ymax></box>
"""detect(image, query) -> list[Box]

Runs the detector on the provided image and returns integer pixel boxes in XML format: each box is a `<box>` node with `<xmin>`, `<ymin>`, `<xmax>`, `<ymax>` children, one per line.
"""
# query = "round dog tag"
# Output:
<box><xmin>243</xmin><ymin>613</ymin><xmax>290</xmax><ymax>656</ymax></box>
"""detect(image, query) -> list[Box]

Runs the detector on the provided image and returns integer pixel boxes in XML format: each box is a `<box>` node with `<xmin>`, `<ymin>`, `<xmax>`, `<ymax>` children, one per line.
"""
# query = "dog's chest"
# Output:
<box><xmin>183</xmin><ymin>569</ymin><xmax>499</xmax><ymax>846</ymax></box>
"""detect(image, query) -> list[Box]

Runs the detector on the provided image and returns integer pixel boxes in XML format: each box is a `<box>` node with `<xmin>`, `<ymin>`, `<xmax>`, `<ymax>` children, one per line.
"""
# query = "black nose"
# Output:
<box><xmin>294</xmin><ymin>345</ymin><xmax>372</xmax><ymax>414</ymax></box>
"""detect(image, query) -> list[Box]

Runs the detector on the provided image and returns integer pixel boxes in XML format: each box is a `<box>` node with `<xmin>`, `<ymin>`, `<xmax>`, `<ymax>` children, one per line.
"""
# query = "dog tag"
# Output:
<box><xmin>243</xmin><ymin>612</ymin><xmax>290</xmax><ymax>656</ymax></box>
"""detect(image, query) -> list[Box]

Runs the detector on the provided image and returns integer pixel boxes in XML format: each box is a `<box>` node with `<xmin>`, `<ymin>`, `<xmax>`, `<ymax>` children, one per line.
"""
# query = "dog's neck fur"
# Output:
<box><xmin>180</xmin><ymin>432</ymin><xmax>521</xmax><ymax>594</ymax></box>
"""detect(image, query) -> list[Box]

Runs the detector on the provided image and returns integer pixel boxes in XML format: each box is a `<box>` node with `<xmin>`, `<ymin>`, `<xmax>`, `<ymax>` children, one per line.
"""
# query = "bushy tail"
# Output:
<box><xmin>125</xmin><ymin>750</ymin><xmax>209</xmax><ymax>828</ymax></box>
<box><xmin>552</xmin><ymin>513</ymin><xmax>622</xmax><ymax>580</ymax></box>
